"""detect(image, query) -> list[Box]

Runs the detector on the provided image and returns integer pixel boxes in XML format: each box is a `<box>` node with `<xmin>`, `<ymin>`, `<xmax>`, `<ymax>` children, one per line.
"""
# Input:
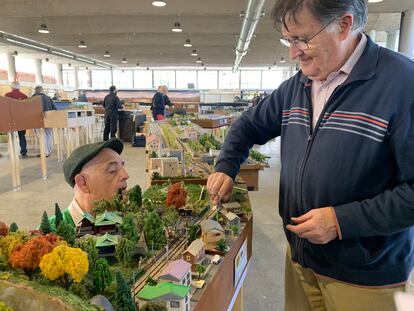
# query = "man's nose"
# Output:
<box><xmin>121</xmin><ymin>167</ymin><xmax>129</xmax><ymax>180</ymax></box>
<box><xmin>289</xmin><ymin>45</ymin><xmax>303</xmax><ymax>60</ymax></box>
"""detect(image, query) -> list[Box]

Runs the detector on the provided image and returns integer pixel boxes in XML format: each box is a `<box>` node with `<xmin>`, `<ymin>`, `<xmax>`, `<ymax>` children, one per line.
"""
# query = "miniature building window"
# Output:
<box><xmin>186</xmin><ymin>255</ymin><xmax>191</xmax><ymax>261</ymax></box>
<box><xmin>182</xmin><ymin>279</ymin><xmax>186</xmax><ymax>285</ymax></box>
<box><xmin>185</xmin><ymin>295</ymin><xmax>188</xmax><ymax>303</ymax></box>
<box><xmin>170</xmin><ymin>301</ymin><xmax>180</xmax><ymax>308</ymax></box>
<box><xmin>215</xmin><ymin>233</ymin><xmax>221</xmax><ymax>237</ymax></box>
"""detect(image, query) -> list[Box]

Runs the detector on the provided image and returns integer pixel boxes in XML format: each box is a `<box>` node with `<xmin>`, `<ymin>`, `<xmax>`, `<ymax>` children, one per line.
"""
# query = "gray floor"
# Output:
<box><xmin>0</xmin><ymin>138</ymin><xmax>286</xmax><ymax>311</ymax></box>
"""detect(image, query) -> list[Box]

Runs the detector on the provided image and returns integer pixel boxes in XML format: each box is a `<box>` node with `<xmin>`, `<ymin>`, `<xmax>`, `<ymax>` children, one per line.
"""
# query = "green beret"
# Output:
<box><xmin>63</xmin><ymin>138</ymin><xmax>123</xmax><ymax>187</ymax></box>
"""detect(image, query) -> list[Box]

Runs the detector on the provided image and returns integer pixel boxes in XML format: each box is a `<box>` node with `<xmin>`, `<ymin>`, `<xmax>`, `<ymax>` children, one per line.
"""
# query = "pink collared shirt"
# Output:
<box><xmin>311</xmin><ymin>34</ymin><xmax>367</xmax><ymax>129</ymax></box>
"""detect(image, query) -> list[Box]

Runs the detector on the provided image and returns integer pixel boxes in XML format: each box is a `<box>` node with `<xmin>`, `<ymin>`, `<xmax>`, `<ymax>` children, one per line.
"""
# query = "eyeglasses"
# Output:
<box><xmin>280</xmin><ymin>20</ymin><xmax>333</xmax><ymax>50</ymax></box>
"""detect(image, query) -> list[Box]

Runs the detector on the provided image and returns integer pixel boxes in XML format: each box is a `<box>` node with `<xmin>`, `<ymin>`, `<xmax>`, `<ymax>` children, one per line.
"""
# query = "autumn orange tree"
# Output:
<box><xmin>0</xmin><ymin>231</ymin><xmax>28</xmax><ymax>265</ymax></box>
<box><xmin>39</xmin><ymin>244</ymin><xmax>88</xmax><ymax>290</ymax></box>
<box><xmin>10</xmin><ymin>235</ymin><xmax>57</xmax><ymax>280</ymax></box>
<box><xmin>0</xmin><ymin>222</ymin><xmax>8</xmax><ymax>237</ymax></box>
<box><xmin>166</xmin><ymin>182</ymin><xmax>187</xmax><ymax>209</ymax></box>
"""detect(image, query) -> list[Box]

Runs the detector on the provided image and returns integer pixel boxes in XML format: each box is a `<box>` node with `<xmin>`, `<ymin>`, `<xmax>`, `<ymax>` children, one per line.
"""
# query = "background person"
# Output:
<box><xmin>103</xmin><ymin>86</ymin><xmax>123</xmax><ymax>141</ymax></box>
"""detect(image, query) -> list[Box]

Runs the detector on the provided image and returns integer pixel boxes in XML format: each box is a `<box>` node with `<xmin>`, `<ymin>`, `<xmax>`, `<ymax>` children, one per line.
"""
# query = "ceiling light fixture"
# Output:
<box><xmin>78</xmin><ymin>39</ymin><xmax>87</xmax><ymax>48</ymax></box>
<box><xmin>122</xmin><ymin>57</ymin><xmax>128</xmax><ymax>64</ymax></box>
<box><xmin>12</xmin><ymin>51</ymin><xmax>18</xmax><ymax>57</ymax></box>
<box><xmin>136</xmin><ymin>62</ymin><xmax>140</xmax><ymax>67</ymax></box>
<box><xmin>368</xmin><ymin>0</ymin><xmax>383</xmax><ymax>3</ymax></box>
<box><xmin>172</xmin><ymin>22</ymin><xmax>183</xmax><ymax>32</ymax></box>
<box><xmin>280</xmin><ymin>57</ymin><xmax>286</xmax><ymax>63</ymax></box>
<box><xmin>196</xmin><ymin>57</ymin><xmax>203</xmax><ymax>63</ymax></box>
<box><xmin>45</xmin><ymin>58</ymin><xmax>49</xmax><ymax>62</ymax></box>
<box><xmin>104</xmin><ymin>50</ymin><xmax>111</xmax><ymax>57</ymax></box>
<box><xmin>38</xmin><ymin>23</ymin><xmax>50</xmax><ymax>34</ymax></box>
<box><xmin>190</xmin><ymin>49</ymin><xmax>198</xmax><ymax>56</ymax></box>
<box><xmin>6</xmin><ymin>37</ymin><xmax>49</xmax><ymax>51</ymax></box>
<box><xmin>77</xmin><ymin>57</ymin><xmax>95</xmax><ymax>64</ymax></box>
<box><xmin>152</xmin><ymin>0</ymin><xmax>167</xmax><ymax>7</ymax></box>
<box><xmin>184</xmin><ymin>39</ymin><xmax>192</xmax><ymax>47</ymax></box>
<box><xmin>68</xmin><ymin>63</ymin><xmax>72</xmax><ymax>67</ymax></box>
<box><xmin>51</xmin><ymin>50</ymin><xmax>75</xmax><ymax>59</ymax></box>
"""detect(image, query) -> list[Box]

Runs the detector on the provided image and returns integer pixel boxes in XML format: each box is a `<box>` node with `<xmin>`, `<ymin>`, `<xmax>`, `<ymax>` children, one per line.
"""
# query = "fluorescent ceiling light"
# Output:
<box><xmin>104</xmin><ymin>51</ymin><xmax>111</xmax><ymax>57</ymax></box>
<box><xmin>368</xmin><ymin>0</ymin><xmax>383</xmax><ymax>3</ymax></box>
<box><xmin>196</xmin><ymin>57</ymin><xmax>202</xmax><ymax>63</ymax></box>
<box><xmin>78</xmin><ymin>40</ymin><xmax>87</xmax><ymax>48</ymax></box>
<box><xmin>77</xmin><ymin>57</ymin><xmax>95</xmax><ymax>64</ymax></box>
<box><xmin>152</xmin><ymin>1</ymin><xmax>166</xmax><ymax>7</ymax></box>
<box><xmin>190</xmin><ymin>49</ymin><xmax>198</xmax><ymax>56</ymax></box>
<box><xmin>280</xmin><ymin>38</ymin><xmax>290</xmax><ymax>48</ymax></box>
<box><xmin>38</xmin><ymin>24</ymin><xmax>50</xmax><ymax>34</ymax></box>
<box><xmin>184</xmin><ymin>39</ymin><xmax>192</xmax><ymax>47</ymax></box>
<box><xmin>6</xmin><ymin>38</ymin><xmax>49</xmax><ymax>51</ymax></box>
<box><xmin>51</xmin><ymin>50</ymin><xmax>75</xmax><ymax>59</ymax></box>
<box><xmin>172</xmin><ymin>22</ymin><xmax>183</xmax><ymax>32</ymax></box>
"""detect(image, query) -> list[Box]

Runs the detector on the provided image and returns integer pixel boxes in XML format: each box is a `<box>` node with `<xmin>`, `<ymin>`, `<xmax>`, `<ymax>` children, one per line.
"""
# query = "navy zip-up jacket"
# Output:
<box><xmin>215</xmin><ymin>37</ymin><xmax>414</xmax><ymax>286</ymax></box>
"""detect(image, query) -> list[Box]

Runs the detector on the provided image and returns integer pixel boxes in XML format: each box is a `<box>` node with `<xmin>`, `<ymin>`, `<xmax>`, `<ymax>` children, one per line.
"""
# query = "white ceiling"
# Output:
<box><xmin>0</xmin><ymin>0</ymin><xmax>413</xmax><ymax>68</ymax></box>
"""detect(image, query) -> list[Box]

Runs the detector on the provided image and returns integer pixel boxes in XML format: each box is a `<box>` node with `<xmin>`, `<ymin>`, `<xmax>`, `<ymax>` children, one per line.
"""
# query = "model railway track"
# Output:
<box><xmin>133</xmin><ymin>236</ymin><xmax>188</xmax><ymax>295</ymax></box>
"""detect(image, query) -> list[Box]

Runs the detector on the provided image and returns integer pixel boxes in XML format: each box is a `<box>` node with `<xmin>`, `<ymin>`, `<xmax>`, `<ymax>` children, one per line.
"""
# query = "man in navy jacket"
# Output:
<box><xmin>207</xmin><ymin>0</ymin><xmax>414</xmax><ymax>310</ymax></box>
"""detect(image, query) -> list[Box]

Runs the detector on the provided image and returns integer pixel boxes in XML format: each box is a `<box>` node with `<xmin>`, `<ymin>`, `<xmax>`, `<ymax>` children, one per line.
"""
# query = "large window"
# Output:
<box><xmin>0</xmin><ymin>53</ymin><xmax>8</xmax><ymax>80</ymax></box>
<box><xmin>91</xmin><ymin>70</ymin><xmax>112</xmax><ymax>89</ymax></box>
<box><xmin>262</xmin><ymin>70</ymin><xmax>285</xmax><ymax>89</ymax></box>
<box><xmin>62</xmin><ymin>68</ymin><xmax>75</xmax><ymax>87</ymax></box>
<box><xmin>198</xmin><ymin>70</ymin><xmax>218</xmax><ymax>89</ymax></box>
<box><xmin>240</xmin><ymin>70</ymin><xmax>261</xmax><ymax>89</ymax></box>
<box><xmin>113</xmin><ymin>70</ymin><xmax>133</xmax><ymax>89</ymax></box>
<box><xmin>134</xmin><ymin>70</ymin><xmax>153</xmax><ymax>89</ymax></box>
<box><xmin>15</xmin><ymin>57</ymin><xmax>36</xmax><ymax>83</ymax></box>
<box><xmin>42</xmin><ymin>62</ymin><xmax>57</xmax><ymax>84</ymax></box>
<box><xmin>176</xmin><ymin>70</ymin><xmax>197</xmax><ymax>89</ymax></box>
<box><xmin>78</xmin><ymin>69</ymin><xmax>90</xmax><ymax>89</ymax></box>
<box><xmin>219</xmin><ymin>71</ymin><xmax>240</xmax><ymax>89</ymax></box>
<box><xmin>154</xmin><ymin>70</ymin><xmax>175</xmax><ymax>89</ymax></box>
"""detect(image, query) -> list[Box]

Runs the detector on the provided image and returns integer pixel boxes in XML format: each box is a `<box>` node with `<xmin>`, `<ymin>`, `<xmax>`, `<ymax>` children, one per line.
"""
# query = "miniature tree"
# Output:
<box><xmin>145</xmin><ymin>276</ymin><xmax>157</xmax><ymax>286</ymax></box>
<box><xmin>9</xmin><ymin>223</ymin><xmax>18</xmax><ymax>233</ymax></box>
<box><xmin>166</xmin><ymin>182</ymin><xmax>187</xmax><ymax>209</ymax></box>
<box><xmin>196</xmin><ymin>264</ymin><xmax>206</xmax><ymax>280</ymax></box>
<box><xmin>0</xmin><ymin>222</ymin><xmax>8</xmax><ymax>237</ymax></box>
<box><xmin>39</xmin><ymin>211</ymin><xmax>52</xmax><ymax>234</ymax></box>
<box><xmin>39</xmin><ymin>244</ymin><xmax>89</xmax><ymax>290</ymax></box>
<box><xmin>77</xmin><ymin>237</ymin><xmax>98</xmax><ymax>273</ymax></box>
<box><xmin>120</xmin><ymin>213</ymin><xmax>138</xmax><ymax>243</ymax></box>
<box><xmin>116</xmin><ymin>238</ymin><xmax>134</xmax><ymax>265</ymax></box>
<box><xmin>55</xmin><ymin>203</ymin><xmax>63</xmax><ymax>228</ymax></box>
<box><xmin>144</xmin><ymin>211</ymin><xmax>166</xmax><ymax>250</ymax></box>
<box><xmin>149</xmin><ymin>151</ymin><xmax>158</xmax><ymax>158</ymax></box>
<box><xmin>128</xmin><ymin>185</ymin><xmax>142</xmax><ymax>207</ymax></box>
<box><xmin>10</xmin><ymin>235</ymin><xmax>55</xmax><ymax>280</ymax></box>
<box><xmin>140</xmin><ymin>302</ymin><xmax>167</xmax><ymax>311</ymax></box>
<box><xmin>187</xmin><ymin>224</ymin><xmax>199</xmax><ymax>244</ymax></box>
<box><xmin>231</xmin><ymin>225</ymin><xmax>240</xmax><ymax>236</ymax></box>
<box><xmin>163</xmin><ymin>208</ymin><xmax>179</xmax><ymax>234</ymax></box>
<box><xmin>0</xmin><ymin>301</ymin><xmax>13</xmax><ymax>311</ymax></box>
<box><xmin>93</xmin><ymin>258</ymin><xmax>112</xmax><ymax>293</ymax></box>
<box><xmin>216</xmin><ymin>238</ymin><xmax>227</xmax><ymax>252</ymax></box>
<box><xmin>0</xmin><ymin>232</ymin><xmax>27</xmax><ymax>264</ymax></box>
<box><xmin>56</xmin><ymin>222</ymin><xmax>76</xmax><ymax>246</ymax></box>
<box><xmin>114</xmin><ymin>270</ymin><xmax>135</xmax><ymax>311</ymax></box>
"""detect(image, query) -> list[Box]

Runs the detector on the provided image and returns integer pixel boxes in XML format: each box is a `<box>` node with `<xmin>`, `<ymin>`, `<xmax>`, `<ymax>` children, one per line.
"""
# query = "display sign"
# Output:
<box><xmin>234</xmin><ymin>239</ymin><xmax>248</xmax><ymax>288</ymax></box>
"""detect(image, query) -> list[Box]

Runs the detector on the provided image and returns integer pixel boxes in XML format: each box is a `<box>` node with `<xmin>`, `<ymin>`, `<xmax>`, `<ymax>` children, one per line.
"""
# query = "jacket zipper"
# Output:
<box><xmin>296</xmin><ymin>84</ymin><xmax>341</xmax><ymax>266</ymax></box>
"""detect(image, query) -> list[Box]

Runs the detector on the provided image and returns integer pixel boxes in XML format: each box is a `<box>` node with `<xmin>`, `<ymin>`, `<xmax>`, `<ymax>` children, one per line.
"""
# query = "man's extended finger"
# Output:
<box><xmin>286</xmin><ymin>221</ymin><xmax>313</xmax><ymax>235</ymax></box>
<box><xmin>291</xmin><ymin>212</ymin><xmax>313</xmax><ymax>224</ymax></box>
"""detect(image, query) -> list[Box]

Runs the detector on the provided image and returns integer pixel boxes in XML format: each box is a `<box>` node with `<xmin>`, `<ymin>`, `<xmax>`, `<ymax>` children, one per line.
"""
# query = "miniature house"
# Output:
<box><xmin>222</xmin><ymin>202</ymin><xmax>243</xmax><ymax>214</ymax></box>
<box><xmin>159</xmin><ymin>259</ymin><xmax>192</xmax><ymax>286</ymax></box>
<box><xmin>76</xmin><ymin>212</ymin><xmax>95</xmax><ymax>237</ymax></box>
<box><xmin>95</xmin><ymin>233</ymin><xmax>118</xmax><ymax>255</ymax></box>
<box><xmin>184</xmin><ymin>128</ymin><xmax>199</xmax><ymax>140</ymax></box>
<box><xmin>169</xmin><ymin>150</ymin><xmax>183</xmax><ymax>161</ymax></box>
<box><xmin>150</xmin><ymin>158</ymin><xmax>162</xmax><ymax>170</ymax></box>
<box><xmin>94</xmin><ymin>211</ymin><xmax>122</xmax><ymax>235</ymax></box>
<box><xmin>182</xmin><ymin>238</ymin><xmax>205</xmax><ymax>272</ymax></box>
<box><xmin>138</xmin><ymin>282</ymin><xmax>191</xmax><ymax>311</ymax></box>
<box><xmin>224</xmin><ymin>212</ymin><xmax>241</xmax><ymax>228</ymax></box>
<box><xmin>146</xmin><ymin>134</ymin><xmax>160</xmax><ymax>152</ymax></box>
<box><xmin>200</xmin><ymin>219</ymin><xmax>225</xmax><ymax>251</ymax></box>
<box><xmin>160</xmin><ymin>157</ymin><xmax>179</xmax><ymax>177</ymax></box>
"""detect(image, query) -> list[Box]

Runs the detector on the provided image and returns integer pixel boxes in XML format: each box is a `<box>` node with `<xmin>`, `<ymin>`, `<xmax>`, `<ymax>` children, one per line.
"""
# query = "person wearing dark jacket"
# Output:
<box><xmin>5</xmin><ymin>82</ymin><xmax>28</xmax><ymax>157</ymax></box>
<box><xmin>33</xmin><ymin>86</ymin><xmax>57</xmax><ymax>157</ymax></box>
<box><xmin>151</xmin><ymin>85</ymin><xmax>170</xmax><ymax>120</ymax></box>
<box><xmin>103</xmin><ymin>86</ymin><xmax>123</xmax><ymax>141</ymax></box>
<box><xmin>207</xmin><ymin>1</ymin><xmax>414</xmax><ymax>310</ymax></box>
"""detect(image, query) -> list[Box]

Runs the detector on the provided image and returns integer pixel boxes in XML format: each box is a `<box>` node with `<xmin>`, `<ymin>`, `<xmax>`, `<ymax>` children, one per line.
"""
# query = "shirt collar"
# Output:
<box><xmin>340</xmin><ymin>33</ymin><xmax>367</xmax><ymax>75</ymax></box>
<box><xmin>68</xmin><ymin>198</ymin><xmax>87</xmax><ymax>226</ymax></box>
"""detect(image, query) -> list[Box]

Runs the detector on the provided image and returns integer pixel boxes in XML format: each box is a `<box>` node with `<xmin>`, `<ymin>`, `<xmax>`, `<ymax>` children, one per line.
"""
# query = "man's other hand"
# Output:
<box><xmin>207</xmin><ymin>172</ymin><xmax>234</xmax><ymax>204</ymax></box>
<box><xmin>286</xmin><ymin>207</ymin><xmax>338</xmax><ymax>244</ymax></box>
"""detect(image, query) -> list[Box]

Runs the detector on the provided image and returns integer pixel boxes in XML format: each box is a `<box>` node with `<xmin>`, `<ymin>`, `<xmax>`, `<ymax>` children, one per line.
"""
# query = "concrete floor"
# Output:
<box><xmin>0</xmin><ymin>138</ymin><xmax>286</xmax><ymax>311</ymax></box>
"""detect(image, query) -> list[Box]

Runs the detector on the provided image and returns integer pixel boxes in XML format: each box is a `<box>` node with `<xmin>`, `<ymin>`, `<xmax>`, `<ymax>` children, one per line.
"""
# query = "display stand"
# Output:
<box><xmin>0</xmin><ymin>96</ymin><xmax>44</xmax><ymax>190</ymax></box>
<box><xmin>44</xmin><ymin>109</ymin><xmax>95</xmax><ymax>161</ymax></box>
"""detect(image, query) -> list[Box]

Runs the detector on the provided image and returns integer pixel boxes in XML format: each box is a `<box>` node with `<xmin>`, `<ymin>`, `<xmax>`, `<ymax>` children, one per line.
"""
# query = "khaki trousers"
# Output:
<box><xmin>285</xmin><ymin>247</ymin><xmax>405</xmax><ymax>311</ymax></box>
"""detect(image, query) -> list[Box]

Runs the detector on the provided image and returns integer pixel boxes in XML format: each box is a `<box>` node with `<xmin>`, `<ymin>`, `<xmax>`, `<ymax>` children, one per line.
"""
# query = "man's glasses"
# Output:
<box><xmin>280</xmin><ymin>20</ymin><xmax>334</xmax><ymax>50</ymax></box>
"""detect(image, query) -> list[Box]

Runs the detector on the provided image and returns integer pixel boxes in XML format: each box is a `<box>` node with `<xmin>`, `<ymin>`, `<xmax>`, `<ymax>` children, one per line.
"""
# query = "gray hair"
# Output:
<box><xmin>271</xmin><ymin>0</ymin><xmax>367</xmax><ymax>32</ymax></box>
<box><xmin>11</xmin><ymin>81</ymin><xmax>20</xmax><ymax>89</ymax></box>
<box><xmin>34</xmin><ymin>86</ymin><xmax>43</xmax><ymax>94</ymax></box>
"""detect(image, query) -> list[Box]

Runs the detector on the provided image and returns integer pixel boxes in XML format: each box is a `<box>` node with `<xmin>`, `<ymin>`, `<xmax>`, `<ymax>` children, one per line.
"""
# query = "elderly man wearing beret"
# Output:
<box><xmin>48</xmin><ymin>138</ymin><xmax>129</xmax><ymax>230</ymax></box>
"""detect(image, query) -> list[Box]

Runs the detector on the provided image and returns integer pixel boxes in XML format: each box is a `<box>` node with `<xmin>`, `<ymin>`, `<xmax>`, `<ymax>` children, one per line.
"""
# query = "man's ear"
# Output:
<box><xmin>338</xmin><ymin>14</ymin><xmax>354</xmax><ymax>40</ymax></box>
<box><xmin>74</xmin><ymin>174</ymin><xmax>90</xmax><ymax>193</ymax></box>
